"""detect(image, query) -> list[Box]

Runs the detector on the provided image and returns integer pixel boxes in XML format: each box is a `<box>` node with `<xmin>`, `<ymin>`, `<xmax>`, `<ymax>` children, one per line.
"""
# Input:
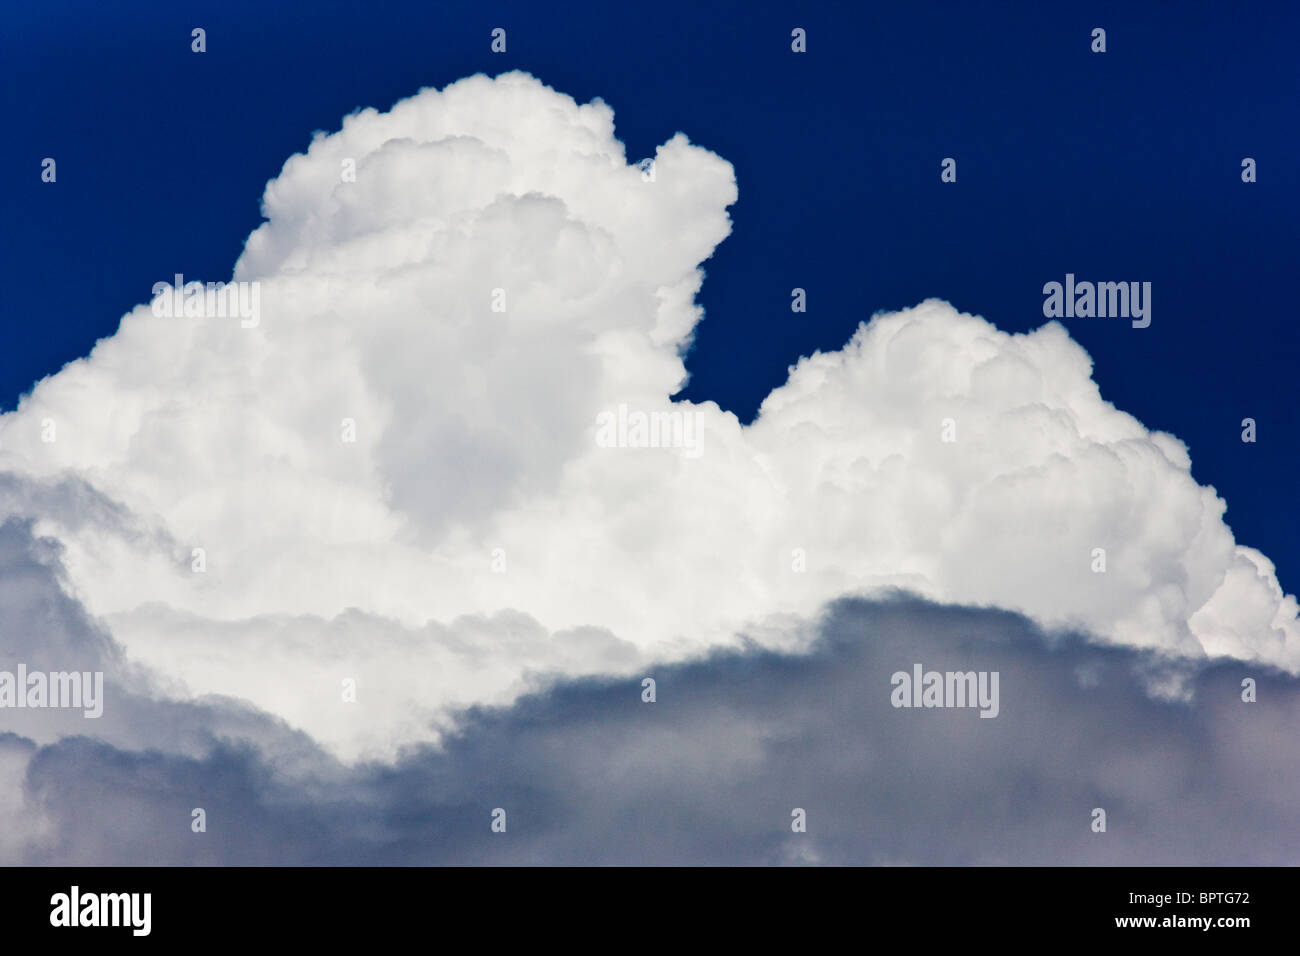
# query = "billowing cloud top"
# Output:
<box><xmin>0</xmin><ymin>71</ymin><xmax>1295</xmax><ymax>762</ymax></box>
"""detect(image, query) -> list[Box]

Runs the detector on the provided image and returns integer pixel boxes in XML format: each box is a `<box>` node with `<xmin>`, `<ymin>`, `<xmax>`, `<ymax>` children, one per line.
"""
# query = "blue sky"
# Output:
<box><xmin>5</xmin><ymin>1</ymin><xmax>1294</xmax><ymax>588</ymax></box>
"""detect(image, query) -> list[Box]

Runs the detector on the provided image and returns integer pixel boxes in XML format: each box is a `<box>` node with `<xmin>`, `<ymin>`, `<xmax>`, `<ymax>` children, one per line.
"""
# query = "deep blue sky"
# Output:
<box><xmin>3</xmin><ymin>0</ymin><xmax>1296</xmax><ymax>589</ymax></box>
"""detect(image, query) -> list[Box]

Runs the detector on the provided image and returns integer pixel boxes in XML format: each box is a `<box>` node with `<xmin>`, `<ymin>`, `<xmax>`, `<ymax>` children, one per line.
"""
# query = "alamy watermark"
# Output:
<box><xmin>151</xmin><ymin>273</ymin><xmax>260</xmax><ymax>328</ymax></box>
<box><xmin>890</xmin><ymin>663</ymin><xmax>999</xmax><ymax>718</ymax></box>
<box><xmin>595</xmin><ymin>403</ymin><xmax>703</xmax><ymax>457</ymax></box>
<box><xmin>1042</xmin><ymin>274</ymin><xmax>1150</xmax><ymax>328</ymax></box>
<box><xmin>50</xmin><ymin>887</ymin><xmax>150</xmax><ymax>936</ymax></box>
<box><xmin>0</xmin><ymin>665</ymin><xmax>103</xmax><ymax>718</ymax></box>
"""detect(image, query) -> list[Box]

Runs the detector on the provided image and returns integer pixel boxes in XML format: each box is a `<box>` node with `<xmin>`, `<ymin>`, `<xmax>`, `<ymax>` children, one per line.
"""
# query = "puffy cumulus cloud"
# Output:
<box><xmin>0</xmin><ymin>71</ymin><xmax>1295</xmax><ymax>761</ymax></box>
<box><xmin>745</xmin><ymin>313</ymin><xmax>1296</xmax><ymax>667</ymax></box>
<box><xmin>10</xmin><ymin>593</ymin><xmax>1300</xmax><ymax>865</ymax></box>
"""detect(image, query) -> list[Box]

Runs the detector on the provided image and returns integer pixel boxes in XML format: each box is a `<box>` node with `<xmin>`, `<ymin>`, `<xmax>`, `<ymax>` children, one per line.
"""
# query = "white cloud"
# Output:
<box><xmin>0</xmin><ymin>71</ymin><xmax>1294</xmax><ymax>760</ymax></box>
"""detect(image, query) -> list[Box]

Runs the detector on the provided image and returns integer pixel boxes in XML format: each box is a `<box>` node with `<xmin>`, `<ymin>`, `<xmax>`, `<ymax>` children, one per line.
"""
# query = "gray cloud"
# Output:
<box><xmin>5</xmin><ymin>504</ymin><xmax>1296</xmax><ymax>864</ymax></box>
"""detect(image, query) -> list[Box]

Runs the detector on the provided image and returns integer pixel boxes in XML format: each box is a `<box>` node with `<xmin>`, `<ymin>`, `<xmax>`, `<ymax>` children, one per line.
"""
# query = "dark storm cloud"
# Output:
<box><xmin>7</xmin><ymin>507</ymin><xmax>1297</xmax><ymax>864</ymax></box>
